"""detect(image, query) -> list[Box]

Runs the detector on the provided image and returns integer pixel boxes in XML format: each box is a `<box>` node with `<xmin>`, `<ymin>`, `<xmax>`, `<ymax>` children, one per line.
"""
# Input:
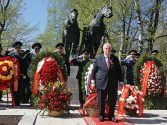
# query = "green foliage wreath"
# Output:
<box><xmin>134</xmin><ymin>54</ymin><xmax>167</xmax><ymax>109</ymax></box>
<box><xmin>29</xmin><ymin>51</ymin><xmax>67</xmax><ymax>82</ymax></box>
<box><xmin>134</xmin><ymin>54</ymin><xmax>163</xmax><ymax>87</ymax></box>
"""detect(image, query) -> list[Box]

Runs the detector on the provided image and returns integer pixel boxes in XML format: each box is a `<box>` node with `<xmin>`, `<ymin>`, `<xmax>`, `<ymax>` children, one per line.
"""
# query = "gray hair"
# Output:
<box><xmin>103</xmin><ymin>43</ymin><xmax>112</xmax><ymax>50</ymax></box>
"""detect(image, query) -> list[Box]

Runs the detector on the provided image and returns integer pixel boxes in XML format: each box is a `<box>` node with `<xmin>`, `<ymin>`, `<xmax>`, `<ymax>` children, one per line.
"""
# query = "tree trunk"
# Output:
<box><xmin>134</xmin><ymin>0</ymin><xmax>144</xmax><ymax>53</ymax></box>
<box><xmin>119</xmin><ymin>17</ymin><xmax>126</xmax><ymax>60</ymax></box>
<box><xmin>0</xmin><ymin>30</ymin><xmax>3</xmax><ymax>44</ymax></box>
<box><xmin>147</xmin><ymin>0</ymin><xmax>163</xmax><ymax>52</ymax></box>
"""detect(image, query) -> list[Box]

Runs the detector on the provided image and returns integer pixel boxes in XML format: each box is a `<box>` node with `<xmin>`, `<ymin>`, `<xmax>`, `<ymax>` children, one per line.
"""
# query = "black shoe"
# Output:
<box><xmin>21</xmin><ymin>100</ymin><xmax>29</xmax><ymax>103</ymax></box>
<box><xmin>109</xmin><ymin>117</ymin><xmax>117</xmax><ymax>122</ymax></box>
<box><xmin>80</xmin><ymin>104</ymin><xmax>83</xmax><ymax>108</ymax></box>
<box><xmin>99</xmin><ymin>116</ymin><xmax>104</xmax><ymax>122</ymax></box>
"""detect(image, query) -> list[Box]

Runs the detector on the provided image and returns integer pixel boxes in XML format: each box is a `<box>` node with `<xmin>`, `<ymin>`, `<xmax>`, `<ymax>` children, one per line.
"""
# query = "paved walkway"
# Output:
<box><xmin>35</xmin><ymin>110</ymin><xmax>86</xmax><ymax>125</ymax></box>
<box><xmin>1</xmin><ymin>104</ymin><xmax>167</xmax><ymax>125</ymax></box>
<box><xmin>0</xmin><ymin>66</ymin><xmax>167</xmax><ymax>125</ymax></box>
<box><xmin>126</xmin><ymin>110</ymin><xmax>167</xmax><ymax>125</ymax></box>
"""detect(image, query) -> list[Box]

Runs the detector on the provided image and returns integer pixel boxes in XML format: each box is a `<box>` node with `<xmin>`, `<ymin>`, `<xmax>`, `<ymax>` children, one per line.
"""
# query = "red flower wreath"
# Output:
<box><xmin>32</xmin><ymin>57</ymin><xmax>72</xmax><ymax>112</ymax></box>
<box><xmin>0</xmin><ymin>56</ymin><xmax>18</xmax><ymax>90</ymax></box>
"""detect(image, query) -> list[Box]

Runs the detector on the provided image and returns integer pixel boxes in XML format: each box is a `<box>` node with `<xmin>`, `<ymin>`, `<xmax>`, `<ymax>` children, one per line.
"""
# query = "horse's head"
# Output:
<box><xmin>69</xmin><ymin>9</ymin><xmax>78</xmax><ymax>23</ymax></box>
<box><xmin>100</xmin><ymin>5</ymin><xmax>113</xmax><ymax>19</ymax></box>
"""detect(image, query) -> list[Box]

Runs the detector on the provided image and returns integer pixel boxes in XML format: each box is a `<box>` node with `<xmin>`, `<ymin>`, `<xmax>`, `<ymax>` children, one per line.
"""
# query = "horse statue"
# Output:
<box><xmin>80</xmin><ymin>5</ymin><xmax>113</xmax><ymax>58</ymax></box>
<box><xmin>62</xmin><ymin>9</ymin><xmax>80</xmax><ymax>58</ymax></box>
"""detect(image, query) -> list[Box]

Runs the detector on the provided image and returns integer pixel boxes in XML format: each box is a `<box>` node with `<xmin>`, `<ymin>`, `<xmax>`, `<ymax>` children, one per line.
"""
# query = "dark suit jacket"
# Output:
<box><xmin>61</xmin><ymin>53</ymin><xmax>70</xmax><ymax>76</ymax></box>
<box><xmin>92</xmin><ymin>54</ymin><xmax>122</xmax><ymax>90</ymax></box>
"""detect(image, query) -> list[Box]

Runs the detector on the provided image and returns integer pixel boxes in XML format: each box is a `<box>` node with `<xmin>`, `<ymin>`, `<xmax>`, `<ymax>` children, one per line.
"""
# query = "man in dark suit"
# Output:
<box><xmin>91</xmin><ymin>43</ymin><xmax>123</xmax><ymax>122</ymax></box>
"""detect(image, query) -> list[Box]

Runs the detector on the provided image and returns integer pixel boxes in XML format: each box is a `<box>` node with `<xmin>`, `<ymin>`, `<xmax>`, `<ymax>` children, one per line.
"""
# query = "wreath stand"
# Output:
<box><xmin>0</xmin><ymin>82</ymin><xmax>16</xmax><ymax>108</ymax></box>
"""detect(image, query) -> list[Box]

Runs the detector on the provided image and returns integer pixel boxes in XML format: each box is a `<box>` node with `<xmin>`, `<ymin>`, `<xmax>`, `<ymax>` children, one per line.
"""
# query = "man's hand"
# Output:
<box><xmin>119</xmin><ymin>82</ymin><xmax>124</xmax><ymax>88</ymax></box>
<box><xmin>90</xmin><ymin>80</ymin><xmax>95</xmax><ymax>90</ymax></box>
<box><xmin>23</xmin><ymin>75</ymin><xmax>26</xmax><ymax>79</ymax></box>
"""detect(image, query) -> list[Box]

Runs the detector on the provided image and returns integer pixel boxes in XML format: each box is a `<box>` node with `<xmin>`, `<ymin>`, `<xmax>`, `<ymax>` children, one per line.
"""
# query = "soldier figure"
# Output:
<box><xmin>9</xmin><ymin>41</ymin><xmax>27</xmax><ymax>106</ymax></box>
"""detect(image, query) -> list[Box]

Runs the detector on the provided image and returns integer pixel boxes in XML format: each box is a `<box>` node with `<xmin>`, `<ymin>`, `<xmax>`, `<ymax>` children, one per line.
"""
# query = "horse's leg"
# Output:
<box><xmin>93</xmin><ymin>41</ymin><xmax>100</xmax><ymax>58</ymax></box>
<box><xmin>71</xmin><ymin>42</ymin><xmax>77</xmax><ymax>56</ymax></box>
<box><xmin>64</xmin><ymin>36</ymin><xmax>71</xmax><ymax>56</ymax></box>
<box><xmin>64</xmin><ymin>39</ymin><xmax>69</xmax><ymax>55</ymax></box>
<box><xmin>63</xmin><ymin>31</ymin><xmax>69</xmax><ymax>55</ymax></box>
<box><xmin>85</xmin><ymin>41</ymin><xmax>94</xmax><ymax>59</ymax></box>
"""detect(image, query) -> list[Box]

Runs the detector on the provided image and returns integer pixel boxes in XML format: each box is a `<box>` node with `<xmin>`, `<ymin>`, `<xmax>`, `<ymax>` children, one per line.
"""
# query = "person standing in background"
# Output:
<box><xmin>70</xmin><ymin>49</ymin><xmax>90</xmax><ymax>107</ymax></box>
<box><xmin>0</xmin><ymin>44</ymin><xmax>3</xmax><ymax>102</ymax></box>
<box><xmin>151</xmin><ymin>50</ymin><xmax>159</xmax><ymax>57</ymax></box>
<box><xmin>23</xmin><ymin>43</ymin><xmax>42</xmax><ymax>103</ymax></box>
<box><xmin>55</xmin><ymin>43</ymin><xmax>70</xmax><ymax>77</ymax></box>
<box><xmin>121</xmin><ymin>50</ymin><xmax>137</xmax><ymax>85</ymax></box>
<box><xmin>9</xmin><ymin>41</ymin><xmax>27</xmax><ymax>106</ymax></box>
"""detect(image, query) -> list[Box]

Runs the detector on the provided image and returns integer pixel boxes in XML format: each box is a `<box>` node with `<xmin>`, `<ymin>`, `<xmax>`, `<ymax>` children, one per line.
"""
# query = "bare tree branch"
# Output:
<box><xmin>154</xmin><ymin>34</ymin><xmax>167</xmax><ymax>41</ymax></box>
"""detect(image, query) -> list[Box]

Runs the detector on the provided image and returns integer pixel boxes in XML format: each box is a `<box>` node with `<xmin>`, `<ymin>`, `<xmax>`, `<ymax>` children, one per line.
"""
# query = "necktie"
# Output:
<box><xmin>106</xmin><ymin>57</ymin><xmax>110</xmax><ymax>69</ymax></box>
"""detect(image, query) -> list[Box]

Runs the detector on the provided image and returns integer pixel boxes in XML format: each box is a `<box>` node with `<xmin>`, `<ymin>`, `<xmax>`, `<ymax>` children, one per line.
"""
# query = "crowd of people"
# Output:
<box><xmin>0</xmin><ymin>41</ymin><xmax>159</xmax><ymax>122</ymax></box>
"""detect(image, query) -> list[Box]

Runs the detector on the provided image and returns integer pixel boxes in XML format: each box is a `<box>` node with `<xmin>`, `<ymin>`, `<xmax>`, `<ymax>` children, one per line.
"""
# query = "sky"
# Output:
<box><xmin>22</xmin><ymin>0</ymin><xmax>48</xmax><ymax>35</ymax></box>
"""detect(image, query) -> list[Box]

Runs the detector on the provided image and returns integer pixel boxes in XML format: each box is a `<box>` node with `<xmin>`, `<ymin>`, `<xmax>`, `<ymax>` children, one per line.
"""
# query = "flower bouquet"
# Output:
<box><xmin>0</xmin><ymin>56</ymin><xmax>17</xmax><ymax>86</ymax></box>
<box><xmin>31</xmin><ymin>56</ymin><xmax>72</xmax><ymax>116</ymax></box>
<box><xmin>84</xmin><ymin>94</ymin><xmax>99</xmax><ymax>117</ymax></box>
<box><xmin>140</xmin><ymin>61</ymin><xmax>163</xmax><ymax>96</ymax></box>
<box><xmin>0</xmin><ymin>56</ymin><xmax>19</xmax><ymax>107</ymax></box>
<box><xmin>134</xmin><ymin>54</ymin><xmax>166</xmax><ymax>109</ymax></box>
<box><xmin>35</xmin><ymin>81</ymin><xmax>72</xmax><ymax>112</ymax></box>
<box><xmin>117</xmin><ymin>85</ymin><xmax>144</xmax><ymax>117</ymax></box>
<box><xmin>124</xmin><ymin>95</ymin><xmax>138</xmax><ymax>116</ymax></box>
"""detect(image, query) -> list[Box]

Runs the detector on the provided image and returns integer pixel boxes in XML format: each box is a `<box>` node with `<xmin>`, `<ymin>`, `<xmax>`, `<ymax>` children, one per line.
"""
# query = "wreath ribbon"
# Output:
<box><xmin>32</xmin><ymin>72</ymin><xmax>40</xmax><ymax>94</ymax></box>
<box><xmin>117</xmin><ymin>85</ymin><xmax>130</xmax><ymax>116</ymax></box>
<box><xmin>141</xmin><ymin>61</ymin><xmax>154</xmax><ymax>97</ymax></box>
<box><xmin>117</xmin><ymin>85</ymin><xmax>144</xmax><ymax>117</ymax></box>
<box><xmin>32</xmin><ymin>57</ymin><xmax>65</xmax><ymax>95</ymax></box>
<box><xmin>14</xmin><ymin>63</ymin><xmax>19</xmax><ymax>91</ymax></box>
<box><xmin>82</xmin><ymin>93</ymin><xmax>97</xmax><ymax>116</ymax></box>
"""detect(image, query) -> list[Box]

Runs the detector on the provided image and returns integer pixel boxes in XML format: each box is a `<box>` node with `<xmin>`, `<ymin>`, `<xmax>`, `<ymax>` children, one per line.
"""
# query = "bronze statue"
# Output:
<box><xmin>62</xmin><ymin>9</ymin><xmax>80</xmax><ymax>58</ymax></box>
<box><xmin>80</xmin><ymin>5</ymin><xmax>113</xmax><ymax>58</ymax></box>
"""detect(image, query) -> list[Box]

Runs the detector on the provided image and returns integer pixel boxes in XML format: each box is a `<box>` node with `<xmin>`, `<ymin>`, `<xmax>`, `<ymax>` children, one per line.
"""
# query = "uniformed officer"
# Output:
<box><xmin>23</xmin><ymin>42</ymin><xmax>42</xmax><ymax>103</ymax></box>
<box><xmin>70</xmin><ymin>49</ymin><xmax>90</xmax><ymax>107</ymax></box>
<box><xmin>9</xmin><ymin>41</ymin><xmax>27</xmax><ymax>106</ymax></box>
<box><xmin>55</xmin><ymin>43</ymin><xmax>70</xmax><ymax>77</ymax></box>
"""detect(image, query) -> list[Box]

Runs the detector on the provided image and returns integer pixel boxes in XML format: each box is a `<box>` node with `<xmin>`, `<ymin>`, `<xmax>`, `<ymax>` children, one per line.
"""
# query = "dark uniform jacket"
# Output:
<box><xmin>9</xmin><ymin>52</ymin><xmax>27</xmax><ymax>75</ymax></box>
<box><xmin>61</xmin><ymin>53</ymin><xmax>70</xmax><ymax>76</ymax></box>
<box><xmin>121</xmin><ymin>58</ymin><xmax>136</xmax><ymax>84</ymax></box>
<box><xmin>72</xmin><ymin>57</ymin><xmax>90</xmax><ymax>80</ymax></box>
